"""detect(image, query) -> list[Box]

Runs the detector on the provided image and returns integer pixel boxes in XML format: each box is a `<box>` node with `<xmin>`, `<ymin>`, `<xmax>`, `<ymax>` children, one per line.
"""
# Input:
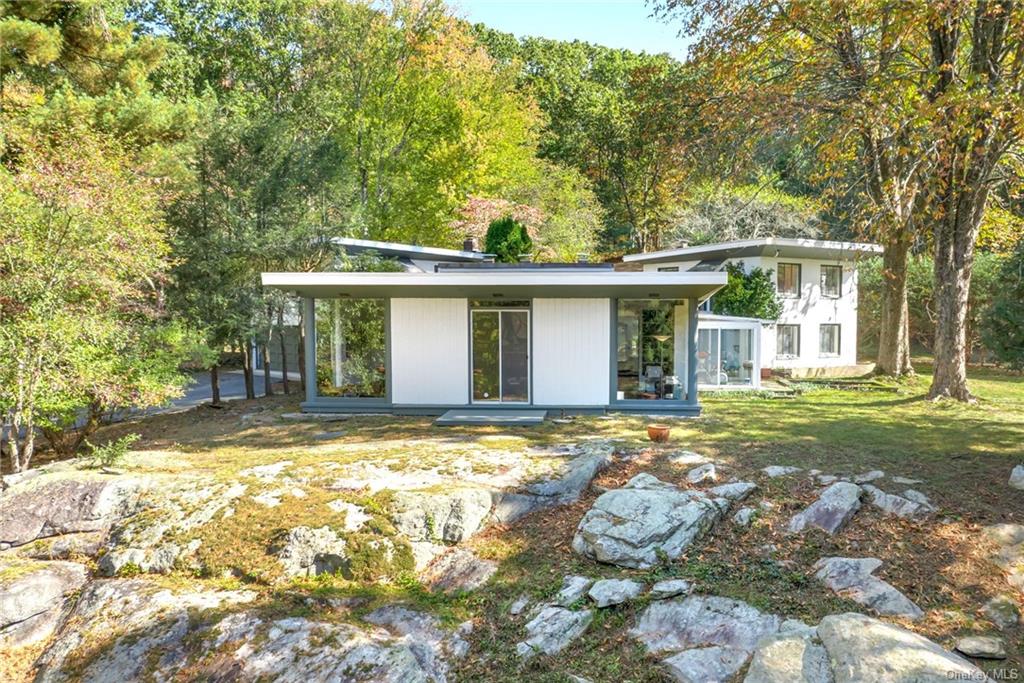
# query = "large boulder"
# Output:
<box><xmin>816</xmin><ymin>612</ymin><xmax>987</xmax><ymax>683</ymax></box>
<box><xmin>813</xmin><ymin>557</ymin><xmax>924</xmax><ymax>620</ymax></box>
<box><xmin>275</xmin><ymin>526</ymin><xmax>349</xmax><ymax>578</ymax></box>
<box><xmin>1009</xmin><ymin>465</ymin><xmax>1024</xmax><ymax>491</ymax></box>
<box><xmin>420</xmin><ymin>548</ymin><xmax>497</xmax><ymax>594</ymax></box>
<box><xmin>861</xmin><ymin>485</ymin><xmax>935</xmax><ymax>519</ymax></box>
<box><xmin>0</xmin><ymin>560</ymin><xmax>89</xmax><ymax>649</ymax></box>
<box><xmin>630</xmin><ymin>595</ymin><xmax>782</xmax><ymax>656</ymax></box>
<box><xmin>391</xmin><ymin>488</ymin><xmax>492</xmax><ymax>544</ymax></box>
<box><xmin>0</xmin><ymin>478</ymin><xmax>148</xmax><ymax>548</ymax></box>
<box><xmin>588</xmin><ymin>579</ymin><xmax>643</xmax><ymax>608</ymax></box>
<box><xmin>743</xmin><ymin>631</ymin><xmax>832</xmax><ymax>683</ymax></box>
<box><xmin>983</xmin><ymin>523</ymin><xmax>1024</xmax><ymax>593</ymax></box>
<box><xmin>572</xmin><ymin>474</ymin><xmax>723</xmax><ymax>569</ymax></box>
<box><xmin>787</xmin><ymin>482</ymin><xmax>862</xmax><ymax>535</ymax></box>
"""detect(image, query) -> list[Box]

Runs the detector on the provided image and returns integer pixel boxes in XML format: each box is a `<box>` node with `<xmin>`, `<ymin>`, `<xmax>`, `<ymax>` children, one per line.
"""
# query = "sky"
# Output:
<box><xmin>452</xmin><ymin>0</ymin><xmax>693</xmax><ymax>60</ymax></box>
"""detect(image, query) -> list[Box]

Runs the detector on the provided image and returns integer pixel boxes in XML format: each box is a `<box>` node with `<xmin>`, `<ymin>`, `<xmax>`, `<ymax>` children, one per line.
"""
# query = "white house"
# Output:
<box><xmin>262</xmin><ymin>239</ymin><xmax>727</xmax><ymax>417</ymax></box>
<box><xmin>622</xmin><ymin>238</ymin><xmax>883</xmax><ymax>384</ymax></box>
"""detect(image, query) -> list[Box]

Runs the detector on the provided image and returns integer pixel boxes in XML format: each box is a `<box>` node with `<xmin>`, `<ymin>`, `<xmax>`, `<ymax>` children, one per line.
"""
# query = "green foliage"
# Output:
<box><xmin>484</xmin><ymin>215</ymin><xmax>533</xmax><ymax>262</ymax></box>
<box><xmin>982</xmin><ymin>240</ymin><xmax>1024</xmax><ymax>370</ymax></box>
<box><xmin>82</xmin><ymin>434</ymin><xmax>141</xmax><ymax>470</ymax></box>
<box><xmin>711</xmin><ymin>262</ymin><xmax>783</xmax><ymax>320</ymax></box>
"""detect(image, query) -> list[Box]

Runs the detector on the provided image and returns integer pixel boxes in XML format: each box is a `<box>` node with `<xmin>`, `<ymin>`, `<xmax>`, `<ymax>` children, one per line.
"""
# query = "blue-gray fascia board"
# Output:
<box><xmin>300</xmin><ymin>400</ymin><xmax>700</xmax><ymax>417</ymax></box>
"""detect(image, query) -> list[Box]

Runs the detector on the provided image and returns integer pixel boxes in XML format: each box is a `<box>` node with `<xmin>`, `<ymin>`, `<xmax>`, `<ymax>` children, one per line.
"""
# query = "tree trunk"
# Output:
<box><xmin>278</xmin><ymin>306</ymin><xmax>290</xmax><ymax>395</ymax></box>
<box><xmin>875</xmin><ymin>235</ymin><xmax>913</xmax><ymax>376</ymax></box>
<box><xmin>928</xmin><ymin>195</ymin><xmax>983</xmax><ymax>401</ymax></box>
<box><xmin>262</xmin><ymin>342</ymin><xmax>274</xmax><ymax>397</ymax></box>
<box><xmin>210</xmin><ymin>364</ymin><xmax>221</xmax><ymax>405</ymax></box>
<box><xmin>241</xmin><ymin>341</ymin><xmax>255</xmax><ymax>400</ymax></box>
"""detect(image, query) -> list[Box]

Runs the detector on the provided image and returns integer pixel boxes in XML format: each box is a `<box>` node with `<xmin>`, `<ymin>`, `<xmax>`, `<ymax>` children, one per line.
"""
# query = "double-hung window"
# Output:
<box><xmin>820</xmin><ymin>265</ymin><xmax>842</xmax><ymax>298</ymax></box>
<box><xmin>777</xmin><ymin>324</ymin><xmax>800</xmax><ymax>358</ymax></box>
<box><xmin>777</xmin><ymin>263</ymin><xmax>801</xmax><ymax>298</ymax></box>
<box><xmin>820</xmin><ymin>324</ymin><xmax>841</xmax><ymax>357</ymax></box>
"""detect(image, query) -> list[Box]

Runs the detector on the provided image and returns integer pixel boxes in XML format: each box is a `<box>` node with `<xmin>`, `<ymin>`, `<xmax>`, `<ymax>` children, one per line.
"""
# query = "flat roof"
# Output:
<box><xmin>621</xmin><ymin>238</ymin><xmax>883</xmax><ymax>265</ymax></box>
<box><xmin>262</xmin><ymin>271</ymin><xmax>727</xmax><ymax>300</ymax></box>
<box><xmin>334</xmin><ymin>237</ymin><xmax>492</xmax><ymax>262</ymax></box>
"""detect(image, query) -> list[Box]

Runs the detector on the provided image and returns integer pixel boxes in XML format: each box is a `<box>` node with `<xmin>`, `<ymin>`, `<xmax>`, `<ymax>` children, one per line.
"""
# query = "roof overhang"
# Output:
<box><xmin>622</xmin><ymin>238</ymin><xmax>884</xmax><ymax>265</ymax></box>
<box><xmin>262</xmin><ymin>271</ymin><xmax>728</xmax><ymax>301</ymax></box>
<box><xmin>333</xmin><ymin>237</ymin><xmax>492</xmax><ymax>262</ymax></box>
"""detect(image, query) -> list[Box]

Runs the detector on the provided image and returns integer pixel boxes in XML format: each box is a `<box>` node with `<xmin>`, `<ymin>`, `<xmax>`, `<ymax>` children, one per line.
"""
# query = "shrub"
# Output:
<box><xmin>711</xmin><ymin>262</ymin><xmax>782</xmax><ymax>320</ymax></box>
<box><xmin>81</xmin><ymin>433</ymin><xmax>140</xmax><ymax>469</ymax></box>
<box><xmin>484</xmin><ymin>215</ymin><xmax>533</xmax><ymax>263</ymax></box>
<box><xmin>982</xmin><ymin>239</ymin><xmax>1024</xmax><ymax>369</ymax></box>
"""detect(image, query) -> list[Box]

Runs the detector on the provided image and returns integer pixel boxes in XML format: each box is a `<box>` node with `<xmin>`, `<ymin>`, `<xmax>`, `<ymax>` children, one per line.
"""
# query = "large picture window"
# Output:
<box><xmin>777</xmin><ymin>263</ymin><xmax>801</xmax><ymax>298</ymax></box>
<box><xmin>820</xmin><ymin>265</ymin><xmax>842</xmax><ymax>298</ymax></box>
<box><xmin>315</xmin><ymin>298</ymin><xmax>387</xmax><ymax>398</ymax></box>
<box><xmin>777</xmin><ymin>324</ymin><xmax>800</xmax><ymax>358</ymax></box>
<box><xmin>698</xmin><ymin>327</ymin><xmax>755</xmax><ymax>386</ymax></box>
<box><xmin>616</xmin><ymin>299</ymin><xmax>685</xmax><ymax>401</ymax></box>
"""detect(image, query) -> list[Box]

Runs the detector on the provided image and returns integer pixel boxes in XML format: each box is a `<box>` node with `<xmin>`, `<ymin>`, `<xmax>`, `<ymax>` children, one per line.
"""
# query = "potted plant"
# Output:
<box><xmin>647</xmin><ymin>423</ymin><xmax>671</xmax><ymax>442</ymax></box>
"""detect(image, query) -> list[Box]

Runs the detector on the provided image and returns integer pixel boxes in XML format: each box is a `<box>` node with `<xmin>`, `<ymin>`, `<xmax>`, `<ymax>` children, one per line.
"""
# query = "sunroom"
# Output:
<box><xmin>262</xmin><ymin>266</ymin><xmax>728</xmax><ymax>416</ymax></box>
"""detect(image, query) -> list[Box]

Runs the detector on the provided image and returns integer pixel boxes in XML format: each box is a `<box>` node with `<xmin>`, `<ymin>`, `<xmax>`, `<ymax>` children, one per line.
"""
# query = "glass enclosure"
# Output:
<box><xmin>698</xmin><ymin>326</ymin><xmax>756</xmax><ymax>387</ymax></box>
<box><xmin>315</xmin><ymin>298</ymin><xmax>387</xmax><ymax>398</ymax></box>
<box><xmin>471</xmin><ymin>304</ymin><xmax>529</xmax><ymax>403</ymax></box>
<box><xmin>616</xmin><ymin>299</ymin><xmax>685</xmax><ymax>401</ymax></box>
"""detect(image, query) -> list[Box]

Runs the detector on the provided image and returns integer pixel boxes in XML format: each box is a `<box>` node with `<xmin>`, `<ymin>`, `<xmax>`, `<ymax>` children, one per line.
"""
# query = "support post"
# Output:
<box><xmin>303</xmin><ymin>297</ymin><xmax>316</xmax><ymax>404</ymax></box>
<box><xmin>686</xmin><ymin>298</ymin><xmax>699</xmax><ymax>407</ymax></box>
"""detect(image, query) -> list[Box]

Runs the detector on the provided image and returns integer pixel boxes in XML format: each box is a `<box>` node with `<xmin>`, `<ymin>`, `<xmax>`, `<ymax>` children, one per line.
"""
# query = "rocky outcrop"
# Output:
<box><xmin>816</xmin><ymin>612</ymin><xmax>985</xmax><ymax>683</ymax></box>
<box><xmin>787</xmin><ymin>482</ymin><xmax>862</xmax><ymax>535</ymax></box>
<box><xmin>556</xmin><ymin>575</ymin><xmax>594</xmax><ymax>607</ymax></box>
<box><xmin>981</xmin><ymin>594</ymin><xmax>1021</xmax><ymax>629</ymax></box>
<box><xmin>492</xmin><ymin>446</ymin><xmax>614</xmax><ymax>524</ymax></box>
<box><xmin>391</xmin><ymin>488</ymin><xmax>493</xmax><ymax>544</ymax></box>
<box><xmin>743</xmin><ymin>631</ymin><xmax>832</xmax><ymax>683</ymax></box>
<box><xmin>650</xmin><ymin>579</ymin><xmax>692</xmax><ymax>600</ymax></box>
<box><xmin>275</xmin><ymin>526</ymin><xmax>349</xmax><ymax>578</ymax></box>
<box><xmin>572</xmin><ymin>474</ymin><xmax>723</xmax><ymax>569</ymax></box>
<box><xmin>983</xmin><ymin>523</ymin><xmax>1024</xmax><ymax>593</ymax></box>
<box><xmin>0</xmin><ymin>560</ymin><xmax>89</xmax><ymax>649</ymax></box>
<box><xmin>516</xmin><ymin>606</ymin><xmax>593</xmax><ymax>658</ymax></box>
<box><xmin>0</xmin><ymin>477</ymin><xmax>149</xmax><ymax>549</ymax></box>
<box><xmin>588</xmin><ymin>579</ymin><xmax>643</xmax><ymax>608</ymax></box>
<box><xmin>686</xmin><ymin>464</ymin><xmax>717</xmax><ymax>485</ymax></box>
<box><xmin>813</xmin><ymin>557</ymin><xmax>924</xmax><ymax>620</ymax></box>
<box><xmin>709</xmin><ymin>482</ymin><xmax>757</xmax><ymax>501</ymax></box>
<box><xmin>420</xmin><ymin>548</ymin><xmax>497</xmax><ymax>594</ymax></box>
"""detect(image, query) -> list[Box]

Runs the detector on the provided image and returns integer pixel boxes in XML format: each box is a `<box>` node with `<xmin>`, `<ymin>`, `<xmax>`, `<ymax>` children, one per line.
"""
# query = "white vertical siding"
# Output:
<box><xmin>532</xmin><ymin>298</ymin><xmax>610</xmax><ymax>406</ymax></box>
<box><xmin>390</xmin><ymin>298</ymin><xmax>468</xmax><ymax>404</ymax></box>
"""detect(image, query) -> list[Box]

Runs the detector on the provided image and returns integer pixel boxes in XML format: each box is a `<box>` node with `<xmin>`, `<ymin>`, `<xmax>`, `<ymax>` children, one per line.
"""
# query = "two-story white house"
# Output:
<box><xmin>622</xmin><ymin>238</ymin><xmax>883</xmax><ymax>386</ymax></box>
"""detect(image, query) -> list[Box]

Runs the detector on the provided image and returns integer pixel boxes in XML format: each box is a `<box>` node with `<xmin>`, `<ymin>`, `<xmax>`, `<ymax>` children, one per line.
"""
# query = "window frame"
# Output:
<box><xmin>820</xmin><ymin>265</ymin><xmax>842</xmax><ymax>299</ymax></box>
<box><xmin>777</xmin><ymin>263</ymin><xmax>802</xmax><ymax>298</ymax></box>
<box><xmin>777</xmin><ymin>324</ymin><xmax>801</xmax><ymax>358</ymax></box>
<box><xmin>819</xmin><ymin>323</ymin><xmax>841</xmax><ymax>357</ymax></box>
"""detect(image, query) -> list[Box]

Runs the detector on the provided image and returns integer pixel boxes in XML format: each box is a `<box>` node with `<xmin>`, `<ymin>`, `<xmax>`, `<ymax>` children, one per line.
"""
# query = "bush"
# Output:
<box><xmin>484</xmin><ymin>215</ymin><xmax>533</xmax><ymax>263</ymax></box>
<box><xmin>982</xmin><ymin>239</ymin><xmax>1024</xmax><ymax>369</ymax></box>
<box><xmin>711</xmin><ymin>262</ymin><xmax>782</xmax><ymax>320</ymax></box>
<box><xmin>81</xmin><ymin>433</ymin><xmax>140</xmax><ymax>469</ymax></box>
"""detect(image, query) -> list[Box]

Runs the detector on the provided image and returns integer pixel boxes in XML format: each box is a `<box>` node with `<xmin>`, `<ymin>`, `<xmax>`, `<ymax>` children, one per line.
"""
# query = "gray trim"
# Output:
<box><xmin>299</xmin><ymin>400</ymin><xmax>698</xmax><ymax>417</ymax></box>
<box><xmin>686</xmin><ymin>297</ymin><xmax>699</xmax><ymax>406</ymax></box>
<box><xmin>303</xmin><ymin>297</ymin><xmax>316</xmax><ymax>404</ymax></box>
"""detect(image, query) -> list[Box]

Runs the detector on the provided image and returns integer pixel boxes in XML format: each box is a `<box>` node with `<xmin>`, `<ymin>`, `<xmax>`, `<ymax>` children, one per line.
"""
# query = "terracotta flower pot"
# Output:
<box><xmin>647</xmin><ymin>423</ymin><xmax>671</xmax><ymax>443</ymax></box>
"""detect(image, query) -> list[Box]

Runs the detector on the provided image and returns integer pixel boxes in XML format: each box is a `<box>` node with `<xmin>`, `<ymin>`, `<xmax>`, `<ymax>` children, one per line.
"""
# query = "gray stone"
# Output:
<box><xmin>686</xmin><ymin>463</ymin><xmax>718</xmax><ymax>485</ymax></box>
<box><xmin>670</xmin><ymin>451</ymin><xmax>711</xmax><ymax>466</ymax></box>
<box><xmin>891</xmin><ymin>476</ymin><xmax>923</xmax><ymax>485</ymax></box>
<box><xmin>733</xmin><ymin>507</ymin><xmax>757</xmax><ymax>527</ymax></box>
<box><xmin>391</xmin><ymin>488</ymin><xmax>493</xmax><ymax>544</ymax></box>
<box><xmin>365</xmin><ymin>604</ymin><xmax>473</xmax><ymax>677</ymax></box>
<box><xmin>743</xmin><ymin>632</ymin><xmax>833</xmax><ymax>683</ymax></box>
<box><xmin>0</xmin><ymin>478</ymin><xmax>148</xmax><ymax>547</ymax></box>
<box><xmin>817</xmin><ymin>612</ymin><xmax>986</xmax><ymax>683</ymax></box>
<box><xmin>275</xmin><ymin>526</ymin><xmax>348</xmax><ymax>578</ymax></box>
<box><xmin>779</xmin><ymin>619</ymin><xmax>818</xmax><ymax>637</ymax></box>
<box><xmin>1010</xmin><ymin>465</ymin><xmax>1024</xmax><ymax>491</ymax></box>
<box><xmin>787</xmin><ymin>482</ymin><xmax>862</xmax><ymax>535</ymax></box>
<box><xmin>16</xmin><ymin>531</ymin><xmax>105</xmax><ymax>560</ymax></box>
<box><xmin>556</xmin><ymin>575</ymin><xmax>593</xmax><ymax>607</ymax></box>
<box><xmin>813</xmin><ymin>557</ymin><xmax>924</xmax><ymax>620</ymax></box>
<box><xmin>326</xmin><ymin>500</ymin><xmax>371</xmax><ymax>532</ymax></box>
<box><xmin>630</xmin><ymin>595</ymin><xmax>781</xmax><ymax>655</ymax></box>
<box><xmin>816</xmin><ymin>475</ymin><xmax>838</xmax><ymax>485</ymax></box>
<box><xmin>516</xmin><ymin>606</ymin><xmax>593</xmax><ymax>659</ymax></box>
<box><xmin>572</xmin><ymin>474</ymin><xmax>723</xmax><ymax>569</ymax></box>
<box><xmin>709</xmin><ymin>482</ymin><xmax>758</xmax><ymax>501</ymax></box>
<box><xmin>763</xmin><ymin>466</ymin><xmax>802</xmax><ymax>478</ymax></box>
<box><xmin>852</xmin><ymin>470</ymin><xmax>885</xmax><ymax>484</ymax></box>
<box><xmin>0</xmin><ymin>561</ymin><xmax>89</xmax><ymax>649</ymax></box>
<box><xmin>489</xmin><ymin>491</ymin><xmax>550</xmax><ymax>524</ymax></box>
<box><xmin>313</xmin><ymin>430</ymin><xmax>345</xmax><ymax>440</ymax></box>
<box><xmin>421</xmin><ymin>548</ymin><xmax>497</xmax><ymax>594</ymax></box>
<box><xmin>662</xmin><ymin>646</ymin><xmax>750</xmax><ymax>683</ymax></box>
<box><xmin>588</xmin><ymin>578</ymin><xmax>643</xmax><ymax>607</ymax></box>
<box><xmin>954</xmin><ymin>635</ymin><xmax>1006</xmax><ymax>659</ymax></box>
<box><xmin>862</xmin><ymin>485</ymin><xmax>934</xmax><ymax>519</ymax></box>
<box><xmin>509</xmin><ymin>594</ymin><xmax>531</xmax><ymax>616</ymax></box>
<box><xmin>650</xmin><ymin>579</ymin><xmax>692</xmax><ymax>600</ymax></box>
<box><xmin>983</xmin><ymin>523</ymin><xmax>1024</xmax><ymax>592</ymax></box>
<box><xmin>981</xmin><ymin>595</ymin><xmax>1021</xmax><ymax>629</ymax></box>
<box><xmin>526</xmin><ymin>449</ymin><xmax>613</xmax><ymax>501</ymax></box>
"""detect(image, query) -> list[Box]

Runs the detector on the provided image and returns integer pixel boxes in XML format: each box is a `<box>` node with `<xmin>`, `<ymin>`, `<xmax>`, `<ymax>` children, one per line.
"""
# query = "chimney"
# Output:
<box><xmin>463</xmin><ymin>237</ymin><xmax>479</xmax><ymax>252</ymax></box>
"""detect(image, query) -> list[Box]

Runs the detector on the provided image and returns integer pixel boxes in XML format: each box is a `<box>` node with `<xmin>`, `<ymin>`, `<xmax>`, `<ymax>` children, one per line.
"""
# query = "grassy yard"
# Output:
<box><xmin>60</xmin><ymin>364</ymin><xmax>1024</xmax><ymax>681</ymax></box>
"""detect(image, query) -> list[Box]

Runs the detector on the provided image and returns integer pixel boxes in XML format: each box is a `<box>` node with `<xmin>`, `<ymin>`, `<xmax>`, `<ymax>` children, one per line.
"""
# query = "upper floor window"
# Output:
<box><xmin>777</xmin><ymin>263</ymin><xmax>801</xmax><ymax>298</ymax></box>
<box><xmin>821</xmin><ymin>265</ymin><xmax>842</xmax><ymax>298</ymax></box>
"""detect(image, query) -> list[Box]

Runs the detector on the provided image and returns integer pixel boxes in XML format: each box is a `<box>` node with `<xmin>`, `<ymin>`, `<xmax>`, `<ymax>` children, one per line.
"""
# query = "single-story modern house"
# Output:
<box><xmin>261</xmin><ymin>236</ymin><xmax>881</xmax><ymax>417</ymax></box>
<box><xmin>623</xmin><ymin>238</ymin><xmax>883</xmax><ymax>383</ymax></box>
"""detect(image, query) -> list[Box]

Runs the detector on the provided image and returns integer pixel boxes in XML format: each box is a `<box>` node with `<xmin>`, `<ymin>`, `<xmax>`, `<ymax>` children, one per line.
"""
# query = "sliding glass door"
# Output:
<box><xmin>471</xmin><ymin>307</ymin><xmax>529</xmax><ymax>403</ymax></box>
